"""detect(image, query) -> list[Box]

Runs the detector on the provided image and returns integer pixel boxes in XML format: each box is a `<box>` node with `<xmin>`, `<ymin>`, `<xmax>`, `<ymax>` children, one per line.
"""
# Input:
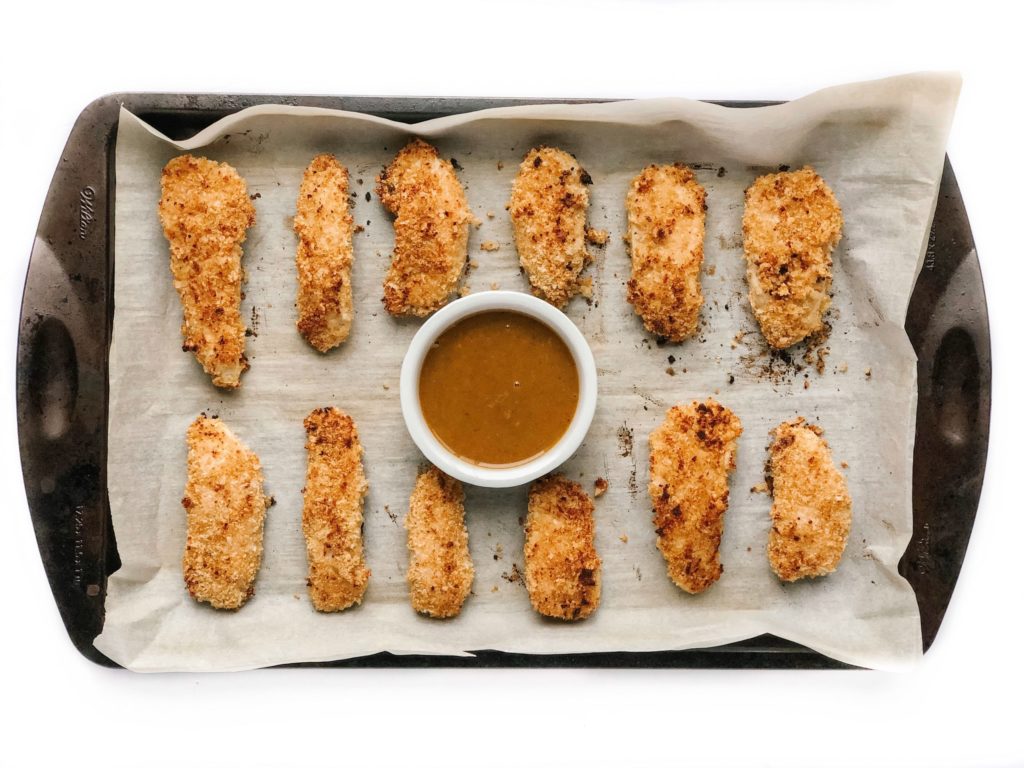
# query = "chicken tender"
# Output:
<box><xmin>405</xmin><ymin>466</ymin><xmax>474</xmax><ymax>618</ymax></box>
<box><xmin>159</xmin><ymin>154</ymin><xmax>255</xmax><ymax>388</ymax></box>
<box><xmin>182</xmin><ymin>415</ymin><xmax>269</xmax><ymax>610</ymax></box>
<box><xmin>302</xmin><ymin>407</ymin><xmax>370</xmax><ymax>611</ymax></box>
<box><xmin>743</xmin><ymin>167</ymin><xmax>843</xmax><ymax>349</ymax></box>
<box><xmin>649</xmin><ymin>399</ymin><xmax>742</xmax><ymax>594</ymax></box>
<box><xmin>376</xmin><ymin>139</ymin><xmax>471</xmax><ymax>316</ymax></box>
<box><xmin>508</xmin><ymin>147</ymin><xmax>591</xmax><ymax>308</ymax></box>
<box><xmin>767</xmin><ymin>418</ymin><xmax>852</xmax><ymax>581</ymax></box>
<box><xmin>294</xmin><ymin>154</ymin><xmax>355</xmax><ymax>352</ymax></box>
<box><xmin>524</xmin><ymin>474</ymin><xmax>601</xmax><ymax>621</ymax></box>
<box><xmin>626</xmin><ymin>164</ymin><xmax>707</xmax><ymax>341</ymax></box>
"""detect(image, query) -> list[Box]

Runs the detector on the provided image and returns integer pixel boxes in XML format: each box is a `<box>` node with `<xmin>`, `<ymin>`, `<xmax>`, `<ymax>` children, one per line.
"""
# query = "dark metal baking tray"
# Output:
<box><xmin>16</xmin><ymin>93</ymin><xmax>990</xmax><ymax>669</ymax></box>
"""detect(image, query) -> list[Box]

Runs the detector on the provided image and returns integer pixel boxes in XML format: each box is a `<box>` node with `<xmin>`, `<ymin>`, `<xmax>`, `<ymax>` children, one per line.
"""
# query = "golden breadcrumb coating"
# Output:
<box><xmin>294</xmin><ymin>154</ymin><xmax>355</xmax><ymax>352</ymax></box>
<box><xmin>626</xmin><ymin>164</ymin><xmax>707</xmax><ymax>341</ymax></box>
<box><xmin>648</xmin><ymin>399</ymin><xmax>742</xmax><ymax>594</ymax></box>
<box><xmin>507</xmin><ymin>147</ymin><xmax>591</xmax><ymax>308</ymax></box>
<box><xmin>524</xmin><ymin>474</ymin><xmax>601</xmax><ymax>621</ymax></box>
<box><xmin>405</xmin><ymin>466</ymin><xmax>474</xmax><ymax>618</ymax></box>
<box><xmin>182</xmin><ymin>415</ymin><xmax>268</xmax><ymax>610</ymax></box>
<box><xmin>767</xmin><ymin>418</ymin><xmax>852</xmax><ymax>581</ymax></box>
<box><xmin>376</xmin><ymin>139</ymin><xmax>471</xmax><ymax>316</ymax></box>
<box><xmin>159</xmin><ymin>154</ymin><xmax>254</xmax><ymax>388</ymax></box>
<box><xmin>302</xmin><ymin>407</ymin><xmax>370</xmax><ymax>611</ymax></box>
<box><xmin>743</xmin><ymin>167</ymin><xmax>843</xmax><ymax>349</ymax></box>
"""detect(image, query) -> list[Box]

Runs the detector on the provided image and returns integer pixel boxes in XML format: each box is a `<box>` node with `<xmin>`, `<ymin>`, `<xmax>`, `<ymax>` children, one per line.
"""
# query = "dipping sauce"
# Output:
<box><xmin>419</xmin><ymin>310</ymin><xmax>579</xmax><ymax>467</ymax></box>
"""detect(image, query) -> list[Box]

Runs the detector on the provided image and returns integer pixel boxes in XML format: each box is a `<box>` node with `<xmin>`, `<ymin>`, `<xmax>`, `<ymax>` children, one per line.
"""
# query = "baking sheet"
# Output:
<box><xmin>95</xmin><ymin>73</ymin><xmax>960</xmax><ymax>671</ymax></box>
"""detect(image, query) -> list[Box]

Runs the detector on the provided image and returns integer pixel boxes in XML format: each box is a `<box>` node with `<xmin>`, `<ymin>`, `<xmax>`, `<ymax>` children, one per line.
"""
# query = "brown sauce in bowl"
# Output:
<box><xmin>419</xmin><ymin>310</ymin><xmax>579</xmax><ymax>467</ymax></box>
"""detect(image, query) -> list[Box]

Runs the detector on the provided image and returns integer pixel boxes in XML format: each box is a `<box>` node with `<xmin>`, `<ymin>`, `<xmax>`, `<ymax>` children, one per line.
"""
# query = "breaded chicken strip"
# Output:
<box><xmin>508</xmin><ymin>147</ymin><xmax>591</xmax><ymax>308</ymax></box>
<box><xmin>767</xmin><ymin>418</ymin><xmax>852</xmax><ymax>581</ymax></box>
<box><xmin>302</xmin><ymin>407</ymin><xmax>370</xmax><ymax>611</ymax></box>
<box><xmin>626</xmin><ymin>164</ymin><xmax>707</xmax><ymax>341</ymax></box>
<box><xmin>743</xmin><ymin>167</ymin><xmax>843</xmax><ymax>349</ymax></box>
<box><xmin>294</xmin><ymin>154</ymin><xmax>355</xmax><ymax>352</ymax></box>
<box><xmin>524</xmin><ymin>474</ymin><xmax>601</xmax><ymax>621</ymax></box>
<box><xmin>159</xmin><ymin>155</ymin><xmax>255</xmax><ymax>388</ymax></box>
<box><xmin>182</xmin><ymin>415</ymin><xmax>269</xmax><ymax>610</ymax></box>
<box><xmin>405</xmin><ymin>466</ymin><xmax>474</xmax><ymax>618</ymax></box>
<box><xmin>649</xmin><ymin>400</ymin><xmax>742</xmax><ymax>594</ymax></box>
<box><xmin>376</xmin><ymin>139</ymin><xmax>471</xmax><ymax>316</ymax></box>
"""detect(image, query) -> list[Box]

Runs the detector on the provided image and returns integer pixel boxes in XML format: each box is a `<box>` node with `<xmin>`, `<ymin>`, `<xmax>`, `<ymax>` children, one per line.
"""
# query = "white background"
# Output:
<box><xmin>1</xmin><ymin>2</ymin><xmax>1019</xmax><ymax>766</ymax></box>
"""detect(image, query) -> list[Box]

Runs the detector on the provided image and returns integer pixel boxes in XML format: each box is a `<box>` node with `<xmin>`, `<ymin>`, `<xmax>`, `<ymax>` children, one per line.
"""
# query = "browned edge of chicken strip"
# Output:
<box><xmin>302</xmin><ymin>407</ymin><xmax>370</xmax><ymax>611</ymax></box>
<box><xmin>182</xmin><ymin>415</ymin><xmax>269</xmax><ymax>610</ymax></box>
<box><xmin>626</xmin><ymin>164</ymin><xmax>707</xmax><ymax>341</ymax></box>
<box><xmin>294</xmin><ymin>154</ymin><xmax>355</xmax><ymax>352</ymax></box>
<box><xmin>507</xmin><ymin>146</ymin><xmax>591</xmax><ymax>309</ymax></box>
<box><xmin>742</xmin><ymin>167</ymin><xmax>843</xmax><ymax>349</ymax></box>
<box><xmin>524</xmin><ymin>474</ymin><xmax>601</xmax><ymax>620</ymax></box>
<box><xmin>159</xmin><ymin>154</ymin><xmax>254</xmax><ymax>388</ymax></box>
<box><xmin>405</xmin><ymin>466</ymin><xmax>474</xmax><ymax>618</ymax></box>
<box><xmin>648</xmin><ymin>399</ymin><xmax>742</xmax><ymax>594</ymax></box>
<box><xmin>375</xmin><ymin>139</ymin><xmax>471</xmax><ymax>316</ymax></box>
<box><xmin>767</xmin><ymin>417</ymin><xmax>852</xmax><ymax>581</ymax></box>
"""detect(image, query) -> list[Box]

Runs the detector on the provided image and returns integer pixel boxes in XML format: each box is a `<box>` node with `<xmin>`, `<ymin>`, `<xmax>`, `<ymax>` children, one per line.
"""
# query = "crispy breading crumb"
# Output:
<box><xmin>490</xmin><ymin>282</ymin><xmax>500</xmax><ymax>290</ymax></box>
<box><xmin>159</xmin><ymin>155</ymin><xmax>254</xmax><ymax>388</ymax></box>
<box><xmin>767</xmin><ymin>418</ymin><xmax>852</xmax><ymax>581</ymax></box>
<box><xmin>626</xmin><ymin>164</ymin><xmax>707</xmax><ymax>342</ymax></box>
<box><xmin>751</xmin><ymin>482</ymin><xmax>769</xmax><ymax>494</ymax></box>
<box><xmin>524</xmin><ymin>474</ymin><xmax>601</xmax><ymax>620</ymax></box>
<box><xmin>479</xmin><ymin>240</ymin><xmax>500</xmax><ymax>252</ymax></box>
<box><xmin>405</xmin><ymin>467</ymin><xmax>474</xmax><ymax>619</ymax></box>
<box><xmin>838</xmin><ymin>362</ymin><xmax>848</xmax><ymax>373</ymax></box>
<box><xmin>486</xmin><ymin>210</ymin><xmax>496</xmax><ymax>219</ymax></box>
<box><xmin>302</xmin><ymin>407</ymin><xmax>370</xmax><ymax>611</ymax></box>
<box><xmin>182</xmin><ymin>415</ymin><xmax>268</xmax><ymax>610</ymax></box>
<box><xmin>802</xmin><ymin>343</ymin><xmax>831</xmax><ymax>375</ymax></box>
<box><xmin>619</xmin><ymin>534</ymin><xmax>629</xmax><ymax>544</ymax></box>
<box><xmin>294</xmin><ymin>154</ymin><xmax>355</xmax><ymax>353</ymax></box>
<box><xmin>459</xmin><ymin>286</ymin><xmax>472</xmax><ymax>297</ymax></box>
<box><xmin>594</xmin><ymin>477</ymin><xmax>608</xmax><ymax>497</ymax></box>
<box><xmin>376</xmin><ymin>139</ymin><xmax>471</xmax><ymax>316</ymax></box>
<box><xmin>508</xmin><ymin>147</ymin><xmax>591</xmax><ymax>308</ymax></box>
<box><xmin>648</xmin><ymin>399</ymin><xmax>742</xmax><ymax>594</ymax></box>
<box><xmin>468</xmin><ymin>259</ymin><xmax>480</xmax><ymax>269</ymax></box>
<box><xmin>579</xmin><ymin>277</ymin><xmax>594</xmax><ymax>299</ymax></box>
<box><xmin>585</xmin><ymin>227</ymin><xmax>609</xmax><ymax>246</ymax></box>
<box><xmin>743</xmin><ymin>167</ymin><xmax>843</xmax><ymax>349</ymax></box>
<box><xmin>865</xmin><ymin>367</ymin><xmax>872</xmax><ymax>378</ymax></box>
<box><xmin>503</xmin><ymin>563</ymin><xmax>525</xmax><ymax>586</ymax></box>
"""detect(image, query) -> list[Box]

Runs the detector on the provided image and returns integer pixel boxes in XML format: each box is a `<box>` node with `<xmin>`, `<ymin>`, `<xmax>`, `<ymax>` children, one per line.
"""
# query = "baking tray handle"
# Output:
<box><xmin>17</xmin><ymin>96</ymin><xmax>121</xmax><ymax>665</ymax></box>
<box><xmin>900</xmin><ymin>158</ymin><xmax>991</xmax><ymax>650</ymax></box>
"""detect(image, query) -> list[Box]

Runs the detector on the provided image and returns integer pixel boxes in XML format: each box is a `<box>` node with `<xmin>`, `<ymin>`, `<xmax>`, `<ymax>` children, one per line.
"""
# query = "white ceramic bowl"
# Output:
<box><xmin>400</xmin><ymin>291</ymin><xmax>597</xmax><ymax>488</ymax></box>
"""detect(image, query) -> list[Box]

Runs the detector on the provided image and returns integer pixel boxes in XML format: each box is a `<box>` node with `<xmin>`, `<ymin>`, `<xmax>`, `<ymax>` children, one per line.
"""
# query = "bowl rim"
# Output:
<box><xmin>399</xmin><ymin>291</ymin><xmax>598</xmax><ymax>488</ymax></box>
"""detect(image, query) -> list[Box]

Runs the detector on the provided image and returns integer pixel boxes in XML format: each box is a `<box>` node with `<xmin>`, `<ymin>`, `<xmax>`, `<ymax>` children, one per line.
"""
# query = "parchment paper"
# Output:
<box><xmin>96</xmin><ymin>73</ymin><xmax>960</xmax><ymax>671</ymax></box>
